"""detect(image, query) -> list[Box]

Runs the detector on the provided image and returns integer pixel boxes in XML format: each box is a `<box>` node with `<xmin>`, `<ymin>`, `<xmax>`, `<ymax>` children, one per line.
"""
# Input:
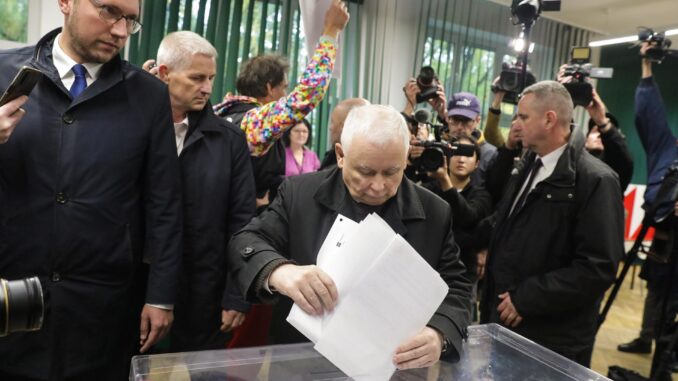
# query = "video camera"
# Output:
<box><xmin>493</xmin><ymin>61</ymin><xmax>537</xmax><ymax>105</ymax></box>
<box><xmin>412</xmin><ymin>140</ymin><xmax>476</xmax><ymax>172</ymax></box>
<box><xmin>560</xmin><ymin>47</ymin><xmax>614</xmax><ymax>107</ymax></box>
<box><xmin>1</xmin><ymin>276</ymin><xmax>44</xmax><ymax>337</ymax></box>
<box><xmin>638</xmin><ymin>27</ymin><xmax>675</xmax><ymax>63</ymax></box>
<box><xmin>415</xmin><ymin>66</ymin><xmax>440</xmax><ymax>104</ymax></box>
<box><xmin>510</xmin><ymin>0</ymin><xmax>561</xmax><ymax>26</ymax></box>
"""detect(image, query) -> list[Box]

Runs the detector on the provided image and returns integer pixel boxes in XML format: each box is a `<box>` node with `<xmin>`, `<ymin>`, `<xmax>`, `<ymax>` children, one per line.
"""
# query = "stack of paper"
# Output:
<box><xmin>286</xmin><ymin>213</ymin><xmax>448</xmax><ymax>380</ymax></box>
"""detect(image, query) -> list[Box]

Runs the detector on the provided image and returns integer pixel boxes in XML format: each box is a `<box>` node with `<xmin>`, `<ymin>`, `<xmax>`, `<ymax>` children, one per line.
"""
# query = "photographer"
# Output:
<box><xmin>446</xmin><ymin>93</ymin><xmax>498</xmax><ymax>187</ymax></box>
<box><xmin>557</xmin><ymin>65</ymin><xmax>634</xmax><ymax>192</ymax></box>
<box><xmin>616</xmin><ymin>43</ymin><xmax>678</xmax><ymax>373</ymax></box>
<box><xmin>423</xmin><ymin>136</ymin><xmax>493</xmax><ymax>283</ymax></box>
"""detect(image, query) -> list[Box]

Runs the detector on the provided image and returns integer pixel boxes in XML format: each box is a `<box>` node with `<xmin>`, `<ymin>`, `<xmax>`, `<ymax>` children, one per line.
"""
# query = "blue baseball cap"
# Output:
<box><xmin>447</xmin><ymin>92</ymin><xmax>481</xmax><ymax>119</ymax></box>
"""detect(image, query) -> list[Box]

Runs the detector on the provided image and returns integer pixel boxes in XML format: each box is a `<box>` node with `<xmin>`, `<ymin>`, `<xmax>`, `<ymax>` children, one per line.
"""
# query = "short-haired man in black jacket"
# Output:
<box><xmin>227</xmin><ymin>104</ymin><xmax>472</xmax><ymax>369</ymax></box>
<box><xmin>481</xmin><ymin>81</ymin><xmax>624</xmax><ymax>368</ymax></box>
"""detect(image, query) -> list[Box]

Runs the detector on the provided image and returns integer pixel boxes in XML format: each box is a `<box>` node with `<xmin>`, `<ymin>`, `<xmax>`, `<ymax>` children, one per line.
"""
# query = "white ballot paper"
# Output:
<box><xmin>287</xmin><ymin>213</ymin><xmax>449</xmax><ymax>380</ymax></box>
<box><xmin>286</xmin><ymin>214</ymin><xmax>358</xmax><ymax>343</ymax></box>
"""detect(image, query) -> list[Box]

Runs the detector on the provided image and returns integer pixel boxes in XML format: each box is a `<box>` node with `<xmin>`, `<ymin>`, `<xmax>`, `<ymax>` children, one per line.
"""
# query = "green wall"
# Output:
<box><xmin>597</xmin><ymin>44</ymin><xmax>678</xmax><ymax>185</ymax></box>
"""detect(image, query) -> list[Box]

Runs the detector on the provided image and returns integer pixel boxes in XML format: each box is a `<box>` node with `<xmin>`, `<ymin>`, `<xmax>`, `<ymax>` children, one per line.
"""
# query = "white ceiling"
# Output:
<box><xmin>488</xmin><ymin>0</ymin><xmax>678</xmax><ymax>38</ymax></box>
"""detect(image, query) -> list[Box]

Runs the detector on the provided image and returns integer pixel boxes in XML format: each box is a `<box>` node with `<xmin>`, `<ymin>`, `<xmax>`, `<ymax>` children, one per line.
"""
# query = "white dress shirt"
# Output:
<box><xmin>52</xmin><ymin>33</ymin><xmax>103</xmax><ymax>90</ymax></box>
<box><xmin>510</xmin><ymin>144</ymin><xmax>567</xmax><ymax>214</ymax></box>
<box><xmin>174</xmin><ymin>117</ymin><xmax>189</xmax><ymax>155</ymax></box>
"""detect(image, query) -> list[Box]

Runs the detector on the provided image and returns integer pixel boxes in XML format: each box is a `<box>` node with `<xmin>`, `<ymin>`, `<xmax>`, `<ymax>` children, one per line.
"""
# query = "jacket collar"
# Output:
<box><xmin>314</xmin><ymin>168</ymin><xmax>426</xmax><ymax>235</ymax></box>
<box><xmin>31</xmin><ymin>28</ymin><xmax>125</xmax><ymax>109</ymax></box>
<box><xmin>182</xmin><ymin>102</ymin><xmax>223</xmax><ymax>153</ymax></box>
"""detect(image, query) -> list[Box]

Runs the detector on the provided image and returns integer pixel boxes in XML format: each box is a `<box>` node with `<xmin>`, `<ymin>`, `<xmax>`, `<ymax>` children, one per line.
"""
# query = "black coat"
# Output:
<box><xmin>0</xmin><ymin>29</ymin><xmax>182</xmax><ymax>380</ymax></box>
<box><xmin>481</xmin><ymin>138</ymin><xmax>624</xmax><ymax>355</ymax></box>
<box><xmin>227</xmin><ymin>168</ymin><xmax>473</xmax><ymax>361</ymax></box>
<box><xmin>587</xmin><ymin>113</ymin><xmax>634</xmax><ymax>192</ymax></box>
<box><xmin>170</xmin><ymin>105</ymin><xmax>256</xmax><ymax>351</ymax></box>
<box><xmin>424</xmin><ymin>181</ymin><xmax>493</xmax><ymax>281</ymax></box>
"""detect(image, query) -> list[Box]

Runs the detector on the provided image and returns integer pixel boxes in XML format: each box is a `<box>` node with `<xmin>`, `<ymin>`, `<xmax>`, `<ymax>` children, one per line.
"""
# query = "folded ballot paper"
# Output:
<box><xmin>286</xmin><ymin>213</ymin><xmax>449</xmax><ymax>380</ymax></box>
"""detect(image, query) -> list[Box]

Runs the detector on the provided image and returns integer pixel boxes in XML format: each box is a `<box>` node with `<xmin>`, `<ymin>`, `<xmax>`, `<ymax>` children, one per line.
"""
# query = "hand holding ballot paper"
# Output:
<box><xmin>227</xmin><ymin>104</ymin><xmax>472</xmax><ymax>380</ymax></box>
<box><xmin>285</xmin><ymin>214</ymin><xmax>449</xmax><ymax>379</ymax></box>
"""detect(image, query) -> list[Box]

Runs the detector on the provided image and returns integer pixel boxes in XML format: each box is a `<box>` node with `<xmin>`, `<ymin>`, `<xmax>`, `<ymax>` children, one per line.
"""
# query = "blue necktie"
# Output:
<box><xmin>69</xmin><ymin>64</ymin><xmax>87</xmax><ymax>98</ymax></box>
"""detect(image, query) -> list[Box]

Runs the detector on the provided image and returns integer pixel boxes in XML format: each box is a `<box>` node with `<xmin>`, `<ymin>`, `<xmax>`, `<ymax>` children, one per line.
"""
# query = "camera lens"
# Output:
<box><xmin>420</xmin><ymin>148</ymin><xmax>445</xmax><ymax>172</ymax></box>
<box><xmin>0</xmin><ymin>276</ymin><xmax>44</xmax><ymax>337</ymax></box>
<box><xmin>417</xmin><ymin>66</ymin><xmax>436</xmax><ymax>87</ymax></box>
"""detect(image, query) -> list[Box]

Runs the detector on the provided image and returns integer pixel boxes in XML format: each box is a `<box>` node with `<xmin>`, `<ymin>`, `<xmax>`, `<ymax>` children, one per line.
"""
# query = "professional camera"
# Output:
<box><xmin>0</xmin><ymin>276</ymin><xmax>44</xmax><ymax>337</ymax></box>
<box><xmin>415</xmin><ymin>66</ymin><xmax>440</xmax><ymax>104</ymax></box>
<box><xmin>493</xmin><ymin>61</ymin><xmax>537</xmax><ymax>105</ymax></box>
<box><xmin>511</xmin><ymin>0</ymin><xmax>561</xmax><ymax>26</ymax></box>
<box><xmin>560</xmin><ymin>47</ymin><xmax>614</xmax><ymax>107</ymax></box>
<box><xmin>638</xmin><ymin>27</ymin><xmax>675</xmax><ymax>63</ymax></box>
<box><xmin>413</xmin><ymin>140</ymin><xmax>476</xmax><ymax>172</ymax></box>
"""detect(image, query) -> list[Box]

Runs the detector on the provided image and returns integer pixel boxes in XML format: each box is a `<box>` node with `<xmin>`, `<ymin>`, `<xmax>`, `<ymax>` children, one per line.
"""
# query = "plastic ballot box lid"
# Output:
<box><xmin>130</xmin><ymin>323</ymin><xmax>610</xmax><ymax>380</ymax></box>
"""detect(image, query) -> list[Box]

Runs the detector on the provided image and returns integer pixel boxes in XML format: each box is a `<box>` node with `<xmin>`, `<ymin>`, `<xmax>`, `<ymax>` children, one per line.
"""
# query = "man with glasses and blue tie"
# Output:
<box><xmin>0</xmin><ymin>0</ymin><xmax>181</xmax><ymax>380</ymax></box>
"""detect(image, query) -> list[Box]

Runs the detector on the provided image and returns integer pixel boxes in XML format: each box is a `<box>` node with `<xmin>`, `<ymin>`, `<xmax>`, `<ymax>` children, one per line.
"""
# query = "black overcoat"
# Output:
<box><xmin>0</xmin><ymin>29</ymin><xmax>182</xmax><ymax>380</ymax></box>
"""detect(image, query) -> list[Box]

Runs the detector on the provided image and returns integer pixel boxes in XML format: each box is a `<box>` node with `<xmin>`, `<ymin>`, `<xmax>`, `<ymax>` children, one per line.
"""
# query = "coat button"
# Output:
<box><xmin>62</xmin><ymin>113</ymin><xmax>74</xmax><ymax>124</ymax></box>
<box><xmin>243</xmin><ymin>247</ymin><xmax>254</xmax><ymax>254</ymax></box>
<box><xmin>55</xmin><ymin>192</ymin><xmax>68</xmax><ymax>204</ymax></box>
<box><xmin>546</xmin><ymin>194</ymin><xmax>552</xmax><ymax>199</ymax></box>
<box><xmin>568</xmin><ymin>193</ymin><xmax>573</xmax><ymax>199</ymax></box>
<box><xmin>51</xmin><ymin>272</ymin><xmax>61</xmax><ymax>282</ymax></box>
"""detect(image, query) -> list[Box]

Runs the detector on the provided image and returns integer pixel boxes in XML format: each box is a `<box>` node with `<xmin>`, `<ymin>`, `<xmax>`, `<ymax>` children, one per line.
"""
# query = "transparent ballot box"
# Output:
<box><xmin>130</xmin><ymin>323</ymin><xmax>610</xmax><ymax>380</ymax></box>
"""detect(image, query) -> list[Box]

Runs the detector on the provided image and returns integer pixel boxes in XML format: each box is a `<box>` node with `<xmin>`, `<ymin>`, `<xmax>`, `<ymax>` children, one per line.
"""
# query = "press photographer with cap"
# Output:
<box><xmin>446</xmin><ymin>92</ymin><xmax>497</xmax><ymax>187</ymax></box>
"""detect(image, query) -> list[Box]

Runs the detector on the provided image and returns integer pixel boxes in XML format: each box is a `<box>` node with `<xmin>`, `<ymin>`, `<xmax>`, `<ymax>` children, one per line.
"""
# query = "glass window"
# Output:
<box><xmin>0</xmin><ymin>0</ymin><xmax>28</xmax><ymax>43</ymax></box>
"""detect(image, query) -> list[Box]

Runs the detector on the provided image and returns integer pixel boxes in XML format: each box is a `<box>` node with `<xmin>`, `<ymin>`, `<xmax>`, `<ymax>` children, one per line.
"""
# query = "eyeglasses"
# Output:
<box><xmin>447</xmin><ymin>116</ymin><xmax>474</xmax><ymax>126</ymax></box>
<box><xmin>89</xmin><ymin>0</ymin><xmax>143</xmax><ymax>34</ymax></box>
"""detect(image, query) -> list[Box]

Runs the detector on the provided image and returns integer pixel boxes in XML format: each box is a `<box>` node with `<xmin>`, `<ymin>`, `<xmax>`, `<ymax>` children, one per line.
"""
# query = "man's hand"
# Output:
<box><xmin>476</xmin><ymin>249</ymin><xmax>487</xmax><ymax>280</ymax></box>
<box><xmin>402</xmin><ymin>78</ymin><xmax>419</xmax><ymax>114</ymax></box>
<box><xmin>506</xmin><ymin>123</ymin><xmax>521</xmax><ymax>150</ymax></box>
<box><xmin>674</xmin><ymin>201</ymin><xmax>678</xmax><ymax>217</ymax></box>
<box><xmin>640</xmin><ymin>42</ymin><xmax>653</xmax><ymax>78</ymax></box>
<box><xmin>428</xmin><ymin>84</ymin><xmax>447</xmax><ymax>117</ymax></box>
<box><xmin>585</xmin><ymin>89</ymin><xmax>610</xmax><ymax>130</ymax></box>
<box><xmin>497</xmin><ymin>292</ymin><xmax>523</xmax><ymax>328</ymax></box>
<box><xmin>427</xmin><ymin>153</ymin><xmax>453</xmax><ymax>191</ymax></box>
<box><xmin>269</xmin><ymin>264</ymin><xmax>338</xmax><ymax>315</ymax></box>
<box><xmin>491</xmin><ymin>90</ymin><xmax>506</xmax><ymax>109</ymax></box>
<box><xmin>142</xmin><ymin>59</ymin><xmax>159</xmax><ymax>77</ymax></box>
<box><xmin>322</xmin><ymin>0</ymin><xmax>350</xmax><ymax>40</ymax></box>
<box><xmin>220</xmin><ymin>310</ymin><xmax>246</xmax><ymax>332</ymax></box>
<box><xmin>139</xmin><ymin>304</ymin><xmax>174</xmax><ymax>353</ymax></box>
<box><xmin>393</xmin><ymin>327</ymin><xmax>442</xmax><ymax>370</ymax></box>
<box><xmin>255</xmin><ymin>190</ymin><xmax>270</xmax><ymax>209</ymax></box>
<box><xmin>0</xmin><ymin>95</ymin><xmax>28</xmax><ymax>144</ymax></box>
<box><xmin>408</xmin><ymin>136</ymin><xmax>425</xmax><ymax>161</ymax></box>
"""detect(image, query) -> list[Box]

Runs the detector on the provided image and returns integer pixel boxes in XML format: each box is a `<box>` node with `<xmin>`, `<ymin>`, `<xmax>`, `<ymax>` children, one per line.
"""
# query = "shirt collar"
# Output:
<box><xmin>52</xmin><ymin>33</ymin><xmax>104</xmax><ymax>82</ymax></box>
<box><xmin>174</xmin><ymin>117</ymin><xmax>189</xmax><ymax>128</ymax></box>
<box><xmin>537</xmin><ymin>143</ymin><xmax>567</xmax><ymax>175</ymax></box>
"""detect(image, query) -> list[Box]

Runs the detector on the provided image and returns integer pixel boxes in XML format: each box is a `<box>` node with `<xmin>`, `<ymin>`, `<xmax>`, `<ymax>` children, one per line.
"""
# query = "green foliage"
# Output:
<box><xmin>0</xmin><ymin>0</ymin><xmax>28</xmax><ymax>43</ymax></box>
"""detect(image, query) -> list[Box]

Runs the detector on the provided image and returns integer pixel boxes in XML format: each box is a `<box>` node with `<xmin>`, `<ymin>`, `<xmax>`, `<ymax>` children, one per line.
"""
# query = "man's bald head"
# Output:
<box><xmin>329</xmin><ymin>98</ymin><xmax>370</xmax><ymax>145</ymax></box>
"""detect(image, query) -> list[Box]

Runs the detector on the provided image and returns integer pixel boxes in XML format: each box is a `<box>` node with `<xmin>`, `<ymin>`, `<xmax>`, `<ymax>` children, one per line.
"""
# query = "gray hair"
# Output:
<box><xmin>340</xmin><ymin>105</ymin><xmax>410</xmax><ymax>155</ymax></box>
<box><xmin>521</xmin><ymin>80</ymin><xmax>573</xmax><ymax>127</ymax></box>
<box><xmin>157</xmin><ymin>31</ymin><xmax>217</xmax><ymax>71</ymax></box>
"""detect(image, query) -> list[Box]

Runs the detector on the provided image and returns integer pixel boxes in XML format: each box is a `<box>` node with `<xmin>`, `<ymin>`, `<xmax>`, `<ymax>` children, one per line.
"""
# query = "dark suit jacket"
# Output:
<box><xmin>227</xmin><ymin>168</ymin><xmax>472</xmax><ymax>361</ymax></box>
<box><xmin>170</xmin><ymin>104</ymin><xmax>255</xmax><ymax>351</ymax></box>
<box><xmin>0</xmin><ymin>28</ymin><xmax>182</xmax><ymax>379</ymax></box>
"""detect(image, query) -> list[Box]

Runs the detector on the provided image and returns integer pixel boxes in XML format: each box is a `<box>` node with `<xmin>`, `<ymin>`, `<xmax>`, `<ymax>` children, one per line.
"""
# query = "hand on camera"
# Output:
<box><xmin>428</xmin><ymin>84</ymin><xmax>447</xmax><ymax>117</ymax></box>
<box><xmin>269</xmin><ymin>264</ymin><xmax>338</xmax><ymax>316</ymax></box>
<box><xmin>585</xmin><ymin>89</ymin><xmax>611</xmax><ymax>132</ymax></box>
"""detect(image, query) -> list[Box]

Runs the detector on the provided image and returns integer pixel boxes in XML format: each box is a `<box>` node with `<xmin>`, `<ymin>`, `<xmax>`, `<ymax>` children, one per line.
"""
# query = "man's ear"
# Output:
<box><xmin>545</xmin><ymin>110</ymin><xmax>558</xmax><ymax>129</ymax></box>
<box><xmin>58</xmin><ymin>0</ymin><xmax>72</xmax><ymax>15</ymax></box>
<box><xmin>157</xmin><ymin>64</ymin><xmax>171</xmax><ymax>83</ymax></box>
<box><xmin>335</xmin><ymin>143</ymin><xmax>345</xmax><ymax>168</ymax></box>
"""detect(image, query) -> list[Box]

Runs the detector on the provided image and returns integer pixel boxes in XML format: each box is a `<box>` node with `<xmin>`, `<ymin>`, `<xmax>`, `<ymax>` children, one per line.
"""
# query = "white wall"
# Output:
<box><xmin>358</xmin><ymin>0</ymin><xmax>422</xmax><ymax>108</ymax></box>
<box><xmin>0</xmin><ymin>0</ymin><xmax>61</xmax><ymax>49</ymax></box>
